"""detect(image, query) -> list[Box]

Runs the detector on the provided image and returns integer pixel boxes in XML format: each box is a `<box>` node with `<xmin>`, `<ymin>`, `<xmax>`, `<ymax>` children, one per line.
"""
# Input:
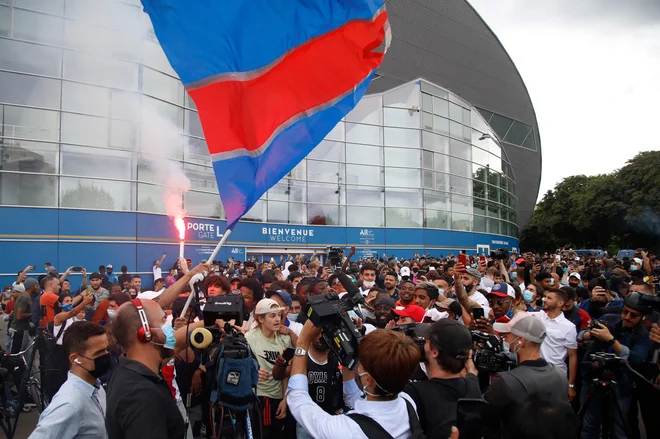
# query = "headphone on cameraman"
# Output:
<box><xmin>131</xmin><ymin>298</ymin><xmax>152</xmax><ymax>343</ymax></box>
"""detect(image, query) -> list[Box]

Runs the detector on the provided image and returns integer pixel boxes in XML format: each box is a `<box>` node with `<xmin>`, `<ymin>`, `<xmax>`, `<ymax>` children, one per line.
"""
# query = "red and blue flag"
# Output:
<box><xmin>141</xmin><ymin>0</ymin><xmax>391</xmax><ymax>229</ymax></box>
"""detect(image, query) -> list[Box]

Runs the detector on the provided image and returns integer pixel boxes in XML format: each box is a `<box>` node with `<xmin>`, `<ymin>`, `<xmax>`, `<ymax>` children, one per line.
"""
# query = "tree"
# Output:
<box><xmin>61</xmin><ymin>183</ymin><xmax>115</xmax><ymax>210</ymax></box>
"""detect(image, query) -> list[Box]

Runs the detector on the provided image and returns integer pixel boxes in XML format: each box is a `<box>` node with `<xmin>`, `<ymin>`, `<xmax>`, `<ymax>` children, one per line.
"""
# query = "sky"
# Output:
<box><xmin>469</xmin><ymin>0</ymin><xmax>660</xmax><ymax>201</ymax></box>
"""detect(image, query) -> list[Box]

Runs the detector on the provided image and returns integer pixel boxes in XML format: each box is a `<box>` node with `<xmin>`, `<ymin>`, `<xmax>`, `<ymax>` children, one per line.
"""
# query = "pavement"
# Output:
<box><xmin>9</xmin><ymin>409</ymin><xmax>39</xmax><ymax>439</ymax></box>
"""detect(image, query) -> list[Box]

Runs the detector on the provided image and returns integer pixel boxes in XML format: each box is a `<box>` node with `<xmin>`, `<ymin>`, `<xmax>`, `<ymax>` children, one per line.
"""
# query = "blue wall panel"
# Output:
<box><xmin>58</xmin><ymin>242</ymin><xmax>137</xmax><ymax>275</ymax></box>
<box><xmin>59</xmin><ymin>210</ymin><xmax>137</xmax><ymax>239</ymax></box>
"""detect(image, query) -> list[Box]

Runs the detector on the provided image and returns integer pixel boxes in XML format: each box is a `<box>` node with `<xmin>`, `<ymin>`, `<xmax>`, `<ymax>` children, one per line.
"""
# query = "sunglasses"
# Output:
<box><xmin>488</xmin><ymin>298</ymin><xmax>512</xmax><ymax>306</ymax></box>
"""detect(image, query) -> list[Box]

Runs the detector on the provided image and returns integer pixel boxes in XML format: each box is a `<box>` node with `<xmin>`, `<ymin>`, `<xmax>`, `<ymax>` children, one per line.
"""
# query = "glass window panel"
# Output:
<box><xmin>308</xmin><ymin>204</ymin><xmax>341</xmax><ymax>226</ymax></box>
<box><xmin>474</xmin><ymin>215</ymin><xmax>487</xmax><ymax>232</ymax></box>
<box><xmin>345</xmin><ymin>164</ymin><xmax>382</xmax><ymax>186</ymax></box>
<box><xmin>424</xmin><ymin>191</ymin><xmax>451</xmax><ymax>211</ymax></box>
<box><xmin>184</xmin><ymin>93</ymin><xmax>197</xmax><ymax>111</ymax></box>
<box><xmin>0</xmin><ymin>39</ymin><xmax>62</xmax><ymax>76</ymax></box>
<box><xmin>449</xmin><ymin>120</ymin><xmax>463</xmax><ymax>139</ymax></box>
<box><xmin>61</xmin><ymin>145</ymin><xmax>135</xmax><ymax>180</ymax></box>
<box><xmin>384</xmin><ymin>148</ymin><xmax>420</xmax><ymax>168</ymax></box>
<box><xmin>60</xmin><ymin>177</ymin><xmax>135</xmax><ymax>211</ymax></box>
<box><xmin>62</xmin><ymin>82</ymin><xmax>109</xmax><ymax>117</ymax></box>
<box><xmin>110</xmin><ymin>90</ymin><xmax>140</xmax><ymax>120</ymax></box>
<box><xmin>137</xmin><ymin>183</ymin><xmax>167</xmax><ymax>214</ymax></box>
<box><xmin>473</xmin><ymin>198</ymin><xmax>487</xmax><ymax>216</ymax></box>
<box><xmin>422</xmin><ymin>94</ymin><xmax>433</xmax><ymax>112</ymax></box>
<box><xmin>287</xmin><ymin>160</ymin><xmax>306</xmax><ymax>180</ymax></box>
<box><xmin>386</xmin><ymin>188</ymin><xmax>422</xmax><ymax>208</ymax></box>
<box><xmin>181</xmin><ymin>163</ymin><xmax>216</xmax><ymax>193</ymax></box>
<box><xmin>384</xmin><ymin>127</ymin><xmax>419</xmax><ymax>148</ymax></box>
<box><xmin>462</xmin><ymin>125</ymin><xmax>471</xmax><ymax>141</ymax></box>
<box><xmin>0</xmin><ymin>5</ymin><xmax>9</xmax><ymax>37</ymax></box>
<box><xmin>3</xmin><ymin>105</ymin><xmax>60</xmax><ymax>141</ymax></box>
<box><xmin>383</xmin><ymin>82</ymin><xmax>419</xmax><ymax>108</ymax></box>
<box><xmin>0</xmin><ymin>172</ymin><xmax>57</xmax><ymax>206</ymax></box>
<box><xmin>433</xmin><ymin>115</ymin><xmax>449</xmax><ymax>136</ymax></box>
<box><xmin>423</xmin><ymin>170</ymin><xmax>434</xmax><ymax>189</ymax></box>
<box><xmin>488</xmin><ymin>113</ymin><xmax>513</xmax><ymax>139</ymax></box>
<box><xmin>183</xmin><ymin>137</ymin><xmax>209</xmax><ymax>165</ymax></box>
<box><xmin>63</xmin><ymin>50</ymin><xmax>139</xmax><ymax>91</ymax></box>
<box><xmin>346</xmin><ymin>185</ymin><xmax>383</xmax><ymax>206</ymax></box>
<box><xmin>425</xmin><ymin>210</ymin><xmax>450</xmax><ymax>229</ymax></box>
<box><xmin>0</xmin><ymin>72</ymin><xmax>61</xmax><ymax>109</ymax></box>
<box><xmin>473</xmin><ymin>179</ymin><xmax>487</xmax><ymax>200</ymax></box>
<box><xmin>142</xmin><ymin>96</ymin><xmax>183</xmax><ymax>129</ymax></box>
<box><xmin>326</xmin><ymin>121</ymin><xmax>345</xmax><ymax>141</ymax></box>
<box><xmin>386</xmin><ymin>208</ymin><xmax>422</xmax><ymax>228</ymax></box>
<box><xmin>346</xmin><ymin>123</ymin><xmax>382</xmax><ymax>145</ymax></box>
<box><xmin>434</xmin><ymin>153</ymin><xmax>450</xmax><ymax>173</ymax></box>
<box><xmin>137</xmin><ymin>156</ymin><xmax>182</xmax><ymax>185</ymax></box>
<box><xmin>308</xmin><ymin>182</ymin><xmax>339</xmax><ymax>205</ymax></box>
<box><xmin>462</xmin><ymin>108</ymin><xmax>471</xmax><ymax>125</ymax></box>
<box><xmin>61</xmin><ymin>113</ymin><xmax>107</xmax><ymax>147</ymax></box>
<box><xmin>267</xmin><ymin>201</ymin><xmax>288</xmax><ymax>223</ymax></box>
<box><xmin>489</xmin><ymin>218</ymin><xmax>501</xmax><ymax>235</ymax></box>
<box><xmin>450</xmin><ymin>157</ymin><xmax>471</xmax><ymax>178</ymax></box>
<box><xmin>452</xmin><ymin>195</ymin><xmax>473</xmax><ymax>214</ymax></box>
<box><xmin>450</xmin><ymin>139</ymin><xmax>471</xmax><ymax>160</ymax></box>
<box><xmin>435</xmin><ymin>172</ymin><xmax>449</xmax><ymax>192</ymax></box>
<box><xmin>450</xmin><ymin>175</ymin><xmax>472</xmax><ymax>196</ymax></box>
<box><xmin>109</xmin><ymin>119</ymin><xmax>137</xmax><ymax>149</ymax></box>
<box><xmin>471</xmin><ymin>110</ymin><xmax>489</xmax><ymax>133</ymax></box>
<box><xmin>308</xmin><ymin>140</ymin><xmax>344</xmax><ymax>162</ymax></box>
<box><xmin>422</xmin><ymin>112</ymin><xmax>433</xmax><ymax>130</ymax></box>
<box><xmin>288</xmin><ymin>202</ymin><xmax>306</xmax><ymax>225</ymax></box>
<box><xmin>452</xmin><ymin>213</ymin><xmax>472</xmax><ymax>231</ymax></box>
<box><xmin>184</xmin><ymin>110</ymin><xmax>204</xmax><ymax>138</ymax></box>
<box><xmin>267</xmin><ymin>179</ymin><xmax>306</xmax><ymax>203</ymax></box>
<box><xmin>13</xmin><ymin>8</ymin><xmax>64</xmax><ymax>45</ymax></box>
<box><xmin>472</xmin><ymin>146</ymin><xmax>489</xmax><ymax>167</ymax></box>
<box><xmin>423</xmin><ymin>131</ymin><xmax>448</xmax><ymax>154</ymax></box>
<box><xmin>521</xmin><ymin>132</ymin><xmax>536</xmax><ymax>150</ymax></box>
<box><xmin>345</xmin><ymin>143</ymin><xmax>382</xmax><ymax>165</ymax></box>
<box><xmin>142</xmin><ymin>40</ymin><xmax>177</xmax><ymax>77</ymax></box>
<box><xmin>488</xmin><ymin>171</ymin><xmax>501</xmax><ymax>187</ymax></box>
<box><xmin>385</xmin><ymin>168</ymin><xmax>419</xmax><ymax>188</ymax></box>
<box><xmin>243</xmin><ymin>199</ymin><xmax>266</xmax><ymax>222</ymax></box>
<box><xmin>347</xmin><ymin>207</ymin><xmax>384</xmax><ymax>227</ymax></box>
<box><xmin>142</xmin><ymin>67</ymin><xmax>184</xmax><ymax>105</ymax></box>
<box><xmin>383</xmin><ymin>107</ymin><xmax>420</xmax><ymax>129</ymax></box>
<box><xmin>503</xmin><ymin>120</ymin><xmax>532</xmax><ymax>145</ymax></box>
<box><xmin>448</xmin><ymin>102</ymin><xmax>463</xmax><ymax>123</ymax></box>
<box><xmin>421</xmin><ymin>82</ymin><xmax>448</xmax><ymax>98</ymax></box>
<box><xmin>0</xmin><ymin>140</ymin><xmax>58</xmax><ymax>173</ymax></box>
<box><xmin>346</xmin><ymin>95</ymin><xmax>382</xmax><ymax>125</ymax></box>
<box><xmin>432</xmin><ymin>97</ymin><xmax>448</xmax><ymax>117</ymax></box>
<box><xmin>422</xmin><ymin>150</ymin><xmax>433</xmax><ymax>169</ymax></box>
<box><xmin>307</xmin><ymin>160</ymin><xmax>341</xmax><ymax>183</ymax></box>
<box><xmin>183</xmin><ymin>191</ymin><xmax>224</xmax><ymax>219</ymax></box>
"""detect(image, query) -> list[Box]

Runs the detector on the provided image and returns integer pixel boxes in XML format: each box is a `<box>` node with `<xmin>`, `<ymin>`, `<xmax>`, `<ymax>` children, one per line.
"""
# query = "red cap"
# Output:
<box><xmin>393</xmin><ymin>304</ymin><xmax>426</xmax><ymax>323</ymax></box>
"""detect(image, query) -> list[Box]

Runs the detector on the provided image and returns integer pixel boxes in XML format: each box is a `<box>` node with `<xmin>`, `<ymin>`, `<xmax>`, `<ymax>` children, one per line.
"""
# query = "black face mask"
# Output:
<box><xmin>78</xmin><ymin>353</ymin><xmax>112</xmax><ymax>378</ymax></box>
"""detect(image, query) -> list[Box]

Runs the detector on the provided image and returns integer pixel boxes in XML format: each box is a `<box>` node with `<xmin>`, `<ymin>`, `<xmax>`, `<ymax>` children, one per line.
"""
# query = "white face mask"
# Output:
<box><xmin>362</xmin><ymin>281</ymin><xmax>375</xmax><ymax>289</ymax></box>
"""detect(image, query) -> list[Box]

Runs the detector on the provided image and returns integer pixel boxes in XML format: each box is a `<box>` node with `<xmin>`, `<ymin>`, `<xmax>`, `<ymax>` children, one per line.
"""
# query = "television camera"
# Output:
<box><xmin>489</xmin><ymin>248</ymin><xmax>509</xmax><ymax>260</ymax></box>
<box><xmin>327</xmin><ymin>247</ymin><xmax>345</xmax><ymax>272</ymax></box>
<box><xmin>470</xmin><ymin>330</ymin><xmax>515</xmax><ymax>373</ymax></box>
<box><xmin>391</xmin><ymin>323</ymin><xmax>429</xmax><ymax>362</ymax></box>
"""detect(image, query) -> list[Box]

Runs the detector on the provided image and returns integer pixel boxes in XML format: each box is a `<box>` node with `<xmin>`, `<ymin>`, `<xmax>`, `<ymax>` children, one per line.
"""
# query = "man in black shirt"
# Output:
<box><xmin>401</xmin><ymin>319</ymin><xmax>480</xmax><ymax>438</ymax></box>
<box><xmin>106</xmin><ymin>298</ymin><xmax>184</xmax><ymax>439</ymax></box>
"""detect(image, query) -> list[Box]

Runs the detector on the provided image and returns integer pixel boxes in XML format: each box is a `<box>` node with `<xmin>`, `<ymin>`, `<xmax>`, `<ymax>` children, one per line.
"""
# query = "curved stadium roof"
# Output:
<box><xmin>367</xmin><ymin>0</ymin><xmax>542</xmax><ymax>231</ymax></box>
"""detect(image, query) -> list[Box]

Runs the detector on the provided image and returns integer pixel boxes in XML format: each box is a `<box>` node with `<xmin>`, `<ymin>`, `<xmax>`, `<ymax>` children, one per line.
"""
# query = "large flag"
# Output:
<box><xmin>141</xmin><ymin>0</ymin><xmax>391</xmax><ymax>229</ymax></box>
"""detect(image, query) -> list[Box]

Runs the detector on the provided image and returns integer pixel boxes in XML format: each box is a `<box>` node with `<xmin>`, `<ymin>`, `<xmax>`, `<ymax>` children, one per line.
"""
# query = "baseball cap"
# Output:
<box><xmin>23</xmin><ymin>278</ymin><xmax>39</xmax><ymax>290</ymax></box>
<box><xmin>106</xmin><ymin>264</ymin><xmax>113</xmax><ymax>269</ymax></box>
<box><xmin>393</xmin><ymin>304</ymin><xmax>426</xmax><ymax>323</ymax></box>
<box><xmin>374</xmin><ymin>296</ymin><xmax>396</xmax><ymax>308</ymax></box>
<box><xmin>493</xmin><ymin>312</ymin><xmax>546</xmax><ymax>343</ymax></box>
<box><xmin>487</xmin><ymin>282</ymin><xmax>515</xmax><ymax>299</ymax></box>
<box><xmin>418</xmin><ymin>319</ymin><xmax>472</xmax><ymax>357</ymax></box>
<box><xmin>90</xmin><ymin>272</ymin><xmax>103</xmax><ymax>280</ymax></box>
<box><xmin>137</xmin><ymin>290</ymin><xmax>162</xmax><ymax>300</ymax></box>
<box><xmin>568</xmin><ymin>272</ymin><xmax>581</xmax><ymax>281</ymax></box>
<box><xmin>465</xmin><ymin>267</ymin><xmax>482</xmax><ymax>281</ymax></box>
<box><xmin>515</xmin><ymin>258</ymin><xmax>525</xmax><ymax>265</ymax></box>
<box><xmin>400</xmin><ymin>267</ymin><xmax>411</xmax><ymax>277</ymax></box>
<box><xmin>11</xmin><ymin>282</ymin><xmax>25</xmax><ymax>293</ymax></box>
<box><xmin>633</xmin><ymin>257</ymin><xmax>643</xmax><ymax>265</ymax></box>
<box><xmin>266</xmin><ymin>289</ymin><xmax>292</xmax><ymax>307</ymax></box>
<box><xmin>436</xmin><ymin>298</ymin><xmax>462</xmax><ymax>316</ymax></box>
<box><xmin>255</xmin><ymin>298</ymin><xmax>284</xmax><ymax>315</ymax></box>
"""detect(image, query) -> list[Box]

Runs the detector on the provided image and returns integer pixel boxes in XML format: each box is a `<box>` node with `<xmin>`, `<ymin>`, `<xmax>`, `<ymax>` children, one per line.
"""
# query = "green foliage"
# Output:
<box><xmin>61</xmin><ymin>182</ymin><xmax>115</xmax><ymax>210</ymax></box>
<box><xmin>521</xmin><ymin>151</ymin><xmax>660</xmax><ymax>252</ymax></box>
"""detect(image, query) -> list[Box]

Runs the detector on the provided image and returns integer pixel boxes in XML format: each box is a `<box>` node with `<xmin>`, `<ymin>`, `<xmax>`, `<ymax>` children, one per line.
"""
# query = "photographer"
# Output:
<box><xmin>577</xmin><ymin>292</ymin><xmax>652</xmax><ymax>439</ymax></box>
<box><xmin>400</xmin><ymin>319</ymin><xmax>480</xmax><ymax>438</ymax></box>
<box><xmin>287</xmin><ymin>323</ymin><xmax>422</xmax><ymax>439</ymax></box>
<box><xmin>485</xmin><ymin>313</ymin><xmax>568</xmax><ymax>416</ymax></box>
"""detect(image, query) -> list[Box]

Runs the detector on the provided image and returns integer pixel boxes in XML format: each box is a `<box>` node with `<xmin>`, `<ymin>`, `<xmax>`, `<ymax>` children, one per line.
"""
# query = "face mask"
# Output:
<box><xmin>630</xmin><ymin>265</ymin><xmax>638</xmax><ymax>271</ymax></box>
<box><xmin>510</xmin><ymin>272</ymin><xmax>517</xmax><ymax>281</ymax></box>
<box><xmin>362</xmin><ymin>281</ymin><xmax>375</xmax><ymax>289</ymax></box>
<box><xmin>523</xmin><ymin>290</ymin><xmax>534</xmax><ymax>303</ymax></box>
<box><xmin>72</xmin><ymin>316</ymin><xmax>84</xmax><ymax>322</ymax></box>
<box><xmin>107</xmin><ymin>309</ymin><xmax>117</xmax><ymax>320</ymax></box>
<box><xmin>610</xmin><ymin>277</ymin><xmax>622</xmax><ymax>285</ymax></box>
<box><xmin>77</xmin><ymin>353</ymin><xmax>112</xmax><ymax>379</ymax></box>
<box><xmin>62</xmin><ymin>303</ymin><xmax>73</xmax><ymax>312</ymax></box>
<box><xmin>287</xmin><ymin>313</ymin><xmax>298</xmax><ymax>321</ymax></box>
<box><xmin>505</xmin><ymin>306</ymin><xmax>513</xmax><ymax>319</ymax></box>
<box><xmin>152</xmin><ymin>322</ymin><xmax>177</xmax><ymax>350</ymax></box>
<box><xmin>502</xmin><ymin>341</ymin><xmax>511</xmax><ymax>353</ymax></box>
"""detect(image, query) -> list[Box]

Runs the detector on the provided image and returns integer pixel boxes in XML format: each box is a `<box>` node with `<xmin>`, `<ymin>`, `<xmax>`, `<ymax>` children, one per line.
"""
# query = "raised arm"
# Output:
<box><xmin>158</xmin><ymin>261</ymin><xmax>211</xmax><ymax>309</ymax></box>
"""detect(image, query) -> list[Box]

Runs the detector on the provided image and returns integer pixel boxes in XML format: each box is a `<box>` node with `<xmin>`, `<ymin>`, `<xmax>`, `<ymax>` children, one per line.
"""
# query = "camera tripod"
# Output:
<box><xmin>577</xmin><ymin>377</ymin><xmax>631</xmax><ymax>439</ymax></box>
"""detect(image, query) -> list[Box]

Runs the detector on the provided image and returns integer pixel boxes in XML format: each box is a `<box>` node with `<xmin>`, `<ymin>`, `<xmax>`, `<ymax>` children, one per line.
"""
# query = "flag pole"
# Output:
<box><xmin>181</xmin><ymin>229</ymin><xmax>232</xmax><ymax>317</ymax></box>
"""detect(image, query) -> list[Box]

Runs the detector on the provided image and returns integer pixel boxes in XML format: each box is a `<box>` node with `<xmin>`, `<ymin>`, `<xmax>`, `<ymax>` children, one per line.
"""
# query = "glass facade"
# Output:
<box><xmin>0</xmin><ymin>0</ymin><xmax>518</xmax><ymax>238</ymax></box>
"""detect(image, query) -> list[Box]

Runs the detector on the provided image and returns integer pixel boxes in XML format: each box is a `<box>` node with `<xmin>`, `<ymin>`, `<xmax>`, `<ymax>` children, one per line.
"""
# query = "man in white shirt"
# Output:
<box><xmin>462</xmin><ymin>267</ymin><xmax>491</xmax><ymax>316</ymax></box>
<box><xmin>532</xmin><ymin>288</ymin><xmax>578</xmax><ymax>402</ymax></box>
<box><xmin>152</xmin><ymin>253</ymin><xmax>166</xmax><ymax>281</ymax></box>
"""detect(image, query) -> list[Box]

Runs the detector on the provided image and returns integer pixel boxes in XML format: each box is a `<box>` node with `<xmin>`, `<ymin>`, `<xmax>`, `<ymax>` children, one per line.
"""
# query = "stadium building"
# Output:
<box><xmin>0</xmin><ymin>0</ymin><xmax>541</xmax><ymax>284</ymax></box>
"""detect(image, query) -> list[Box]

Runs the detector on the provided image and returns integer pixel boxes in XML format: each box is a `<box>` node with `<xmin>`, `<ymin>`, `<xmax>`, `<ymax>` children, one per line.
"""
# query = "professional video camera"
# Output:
<box><xmin>490</xmin><ymin>248</ymin><xmax>509</xmax><ymax>260</ymax></box>
<box><xmin>307</xmin><ymin>272</ymin><xmax>364</xmax><ymax>370</ymax></box>
<box><xmin>391</xmin><ymin>323</ymin><xmax>429</xmax><ymax>362</ymax></box>
<box><xmin>327</xmin><ymin>247</ymin><xmax>345</xmax><ymax>272</ymax></box>
<box><xmin>589</xmin><ymin>319</ymin><xmax>605</xmax><ymax>330</ymax></box>
<box><xmin>638</xmin><ymin>292</ymin><xmax>660</xmax><ymax>312</ymax></box>
<box><xmin>584</xmin><ymin>352</ymin><xmax>625</xmax><ymax>381</ymax></box>
<box><xmin>471</xmin><ymin>330</ymin><xmax>515</xmax><ymax>373</ymax></box>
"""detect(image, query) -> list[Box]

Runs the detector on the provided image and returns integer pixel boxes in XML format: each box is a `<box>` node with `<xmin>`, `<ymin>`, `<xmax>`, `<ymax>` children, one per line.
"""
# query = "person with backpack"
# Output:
<box><xmin>287</xmin><ymin>321</ymin><xmax>425</xmax><ymax>439</ymax></box>
<box><xmin>400</xmin><ymin>319</ymin><xmax>481</xmax><ymax>438</ymax></box>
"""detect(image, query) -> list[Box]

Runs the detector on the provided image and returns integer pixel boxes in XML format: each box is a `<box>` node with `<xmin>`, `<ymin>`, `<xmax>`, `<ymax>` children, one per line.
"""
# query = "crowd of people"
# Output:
<box><xmin>1</xmin><ymin>247</ymin><xmax>659</xmax><ymax>439</ymax></box>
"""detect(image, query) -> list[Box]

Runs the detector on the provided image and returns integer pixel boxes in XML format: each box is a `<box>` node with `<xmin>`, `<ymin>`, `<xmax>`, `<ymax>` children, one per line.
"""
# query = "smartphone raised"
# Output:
<box><xmin>71</xmin><ymin>266</ymin><xmax>83</xmax><ymax>272</ymax></box>
<box><xmin>458</xmin><ymin>252</ymin><xmax>467</xmax><ymax>266</ymax></box>
<box><xmin>282</xmin><ymin>347</ymin><xmax>296</xmax><ymax>362</ymax></box>
<box><xmin>597</xmin><ymin>278</ymin><xmax>608</xmax><ymax>290</ymax></box>
<box><xmin>472</xmin><ymin>307</ymin><xmax>484</xmax><ymax>320</ymax></box>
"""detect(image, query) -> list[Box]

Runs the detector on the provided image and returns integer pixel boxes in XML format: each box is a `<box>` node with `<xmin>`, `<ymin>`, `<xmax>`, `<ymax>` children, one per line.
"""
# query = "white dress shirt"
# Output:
<box><xmin>532</xmin><ymin>311</ymin><xmax>577</xmax><ymax>373</ymax></box>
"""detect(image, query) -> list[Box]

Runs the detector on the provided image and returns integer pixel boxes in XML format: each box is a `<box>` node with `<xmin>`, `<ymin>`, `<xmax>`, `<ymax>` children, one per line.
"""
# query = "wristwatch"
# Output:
<box><xmin>294</xmin><ymin>347</ymin><xmax>307</xmax><ymax>357</ymax></box>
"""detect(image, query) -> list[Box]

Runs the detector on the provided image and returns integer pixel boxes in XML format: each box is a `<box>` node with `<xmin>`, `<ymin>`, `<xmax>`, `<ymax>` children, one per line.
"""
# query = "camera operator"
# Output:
<box><xmin>484</xmin><ymin>313</ymin><xmax>568</xmax><ymax>417</ymax></box>
<box><xmin>400</xmin><ymin>319</ymin><xmax>480</xmax><ymax>438</ymax></box>
<box><xmin>287</xmin><ymin>323</ymin><xmax>422</xmax><ymax>439</ymax></box>
<box><xmin>577</xmin><ymin>292</ymin><xmax>653</xmax><ymax>439</ymax></box>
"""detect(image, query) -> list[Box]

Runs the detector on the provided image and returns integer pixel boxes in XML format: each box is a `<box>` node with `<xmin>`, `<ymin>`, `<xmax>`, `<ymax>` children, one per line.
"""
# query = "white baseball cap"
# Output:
<box><xmin>255</xmin><ymin>298</ymin><xmax>284</xmax><ymax>315</ymax></box>
<box><xmin>568</xmin><ymin>272</ymin><xmax>581</xmax><ymax>281</ymax></box>
<box><xmin>493</xmin><ymin>312</ymin><xmax>547</xmax><ymax>343</ymax></box>
<box><xmin>400</xmin><ymin>266</ymin><xmax>411</xmax><ymax>277</ymax></box>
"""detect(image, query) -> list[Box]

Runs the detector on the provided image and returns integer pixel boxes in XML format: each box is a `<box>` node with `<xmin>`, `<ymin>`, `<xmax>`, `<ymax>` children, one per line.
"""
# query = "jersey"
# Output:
<box><xmin>307</xmin><ymin>351</ymin><xmax>343</xmax><ymax>414</ymax></box>
<box><xmin>245</xmin><ymin>327</ymin><xmax>292</xmax><ymax>398</ymax></box>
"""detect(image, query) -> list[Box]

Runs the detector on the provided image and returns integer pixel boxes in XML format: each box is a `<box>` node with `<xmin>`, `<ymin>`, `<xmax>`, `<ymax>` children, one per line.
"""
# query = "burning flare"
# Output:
<box><xmin>175</xmin><ymin>216</ymin><xmax>185</xmax><ymax>240</ymax></box>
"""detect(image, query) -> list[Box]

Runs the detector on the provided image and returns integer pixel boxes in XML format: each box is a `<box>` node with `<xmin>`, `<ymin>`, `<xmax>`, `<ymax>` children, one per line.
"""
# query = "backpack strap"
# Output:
<box><xmin>55</xmin><ymin>321</ymin><xmax>66</xmax><ymax>340</ymax></box>
<box><xmin>347</xmin><ymin>413</ymin><xmax>394</xmax><ymax>439</ymax></box>
<box><xmin>404</xmin><ymin>399</ymin><xmax>426</xmax><ymax>438</ymax></box>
